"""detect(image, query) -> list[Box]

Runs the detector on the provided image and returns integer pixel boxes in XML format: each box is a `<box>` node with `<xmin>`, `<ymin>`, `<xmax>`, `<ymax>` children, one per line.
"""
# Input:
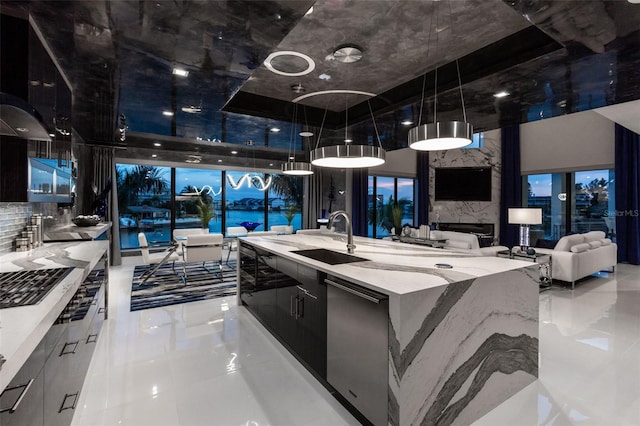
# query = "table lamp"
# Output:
<box><xmin>508</xmin><ymin>208</ymin><xmax>542</xmax><ymax>251</ymax></box>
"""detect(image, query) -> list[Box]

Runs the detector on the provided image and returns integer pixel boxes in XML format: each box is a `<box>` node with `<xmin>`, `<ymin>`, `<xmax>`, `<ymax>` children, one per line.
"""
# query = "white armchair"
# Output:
<box><xmin>226</xmin><ymin>226</ymin><xmax>248</xmax><ymax>264</ymax></box>
<box><xmin>183</xmin><ymin>233</ymin><xmax>224</xmax><ymax>282</ymax></box>
<box><xmin>173</xmin><ymin>228</ymin><xmax>206</xmax><ymax>258</ymax></box>
<box><xmin>138</xmin><ymin>232</ymin><xmax>180</xmax><ymax>268</ymax></box>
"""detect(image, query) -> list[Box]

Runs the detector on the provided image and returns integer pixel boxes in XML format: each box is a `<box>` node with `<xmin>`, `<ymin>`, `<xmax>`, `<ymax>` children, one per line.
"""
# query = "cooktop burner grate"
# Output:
<box><xmin>0</xmin><ymin>268</ymin><xmax>73</xmax><ymax>309</ymax></box>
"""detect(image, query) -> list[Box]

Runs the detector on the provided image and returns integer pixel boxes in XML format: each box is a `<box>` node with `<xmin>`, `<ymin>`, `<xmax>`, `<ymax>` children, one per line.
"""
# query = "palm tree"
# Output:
<box><xmin>270</xmin><ymin>174</ymin><xmax>303</xmax><ymax>205</ymax></box>
<box><xmin>116</xmin><ymin>165</ymin><xmax>169</xmax><ymax>212</ymax></box>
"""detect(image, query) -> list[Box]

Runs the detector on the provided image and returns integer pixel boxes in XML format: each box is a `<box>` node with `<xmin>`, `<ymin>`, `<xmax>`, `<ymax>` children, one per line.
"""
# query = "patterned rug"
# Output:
<box><xmin>130</xmin><ymin>261</ymin><xmax>237</xmax><ymax>312</ymax></box>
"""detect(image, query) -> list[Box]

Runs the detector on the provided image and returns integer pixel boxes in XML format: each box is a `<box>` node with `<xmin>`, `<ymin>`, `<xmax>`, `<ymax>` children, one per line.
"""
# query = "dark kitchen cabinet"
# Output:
<box><xmin>0</xmin><ymin>255</ymin><xmax>108</xmax><ymax>426</ymax></box>
<box><xmin>239</xmin><ymin>241</ymin><xmax>327</xmax><ymax>378</ymax></box>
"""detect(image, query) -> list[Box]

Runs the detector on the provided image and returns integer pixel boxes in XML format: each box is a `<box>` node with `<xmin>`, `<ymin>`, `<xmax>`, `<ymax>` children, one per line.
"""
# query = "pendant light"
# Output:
<box><xmin>408</xmin><ymin>1</ymin><xmax>473</xmax><ymax>151</ymax></box>
<box><xmin>282</xmin><ymin>102</ymin><xmax>313</xmax><ymax>175</ymax></box>
<box><xmin>310</xmin><ymin>98</ymin><xmax>386</xmax><ymax>169</ymax></box>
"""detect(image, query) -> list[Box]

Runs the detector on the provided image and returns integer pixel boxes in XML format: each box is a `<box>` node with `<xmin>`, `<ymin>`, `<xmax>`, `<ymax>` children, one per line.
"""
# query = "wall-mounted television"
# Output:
<box><xmin>434</xmin><ymin>167</ymin><xmax>492</xmax><ymax>201</ymax></box>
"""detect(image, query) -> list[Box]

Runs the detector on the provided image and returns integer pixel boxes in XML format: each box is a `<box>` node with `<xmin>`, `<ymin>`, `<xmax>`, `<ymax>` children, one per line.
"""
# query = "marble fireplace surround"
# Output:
<box><xmin>429</xmin><ymin>129</ymin><xmax>502</xmax><ymax>243</ymax></box>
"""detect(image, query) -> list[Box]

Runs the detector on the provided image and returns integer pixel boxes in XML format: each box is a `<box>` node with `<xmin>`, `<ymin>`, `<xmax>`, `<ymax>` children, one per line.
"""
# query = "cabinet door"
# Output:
<box><xmin>275</xmin><ymin>256</ymin><xmax>299</xmax><ymax>349</ymax></box>
<box><xmin>0</xmin><ymin>372</ymin><xmax>44</xmax><ymax>426</ymax></box>
<box><xmin>296</xmin><ymin>267</ymin><xmax>327</xmax><ymax>377</ymax></box>
<box><xmin>238</xmin><ymin>244</ymin><xmax>257</xmax><ymax>307</ymax></box>
<box><xmin>253</xmin><ymin>248</ymin><xmax>278</xmax><ymax>331</ymax></box>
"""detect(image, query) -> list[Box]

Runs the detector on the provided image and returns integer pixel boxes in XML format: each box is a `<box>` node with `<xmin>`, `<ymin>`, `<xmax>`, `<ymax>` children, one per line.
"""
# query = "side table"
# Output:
<box><xmin>497</xmin><ymin>249</ymin><xmax>552</xmax><ymax>291</ymax></box>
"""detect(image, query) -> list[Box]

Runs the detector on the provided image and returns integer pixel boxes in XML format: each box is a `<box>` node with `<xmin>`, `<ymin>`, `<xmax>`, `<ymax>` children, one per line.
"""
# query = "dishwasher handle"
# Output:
<box><xmin>324</xmin><ymin>278</ymin><xmax>387</xmax><ymax>304</ymax></box>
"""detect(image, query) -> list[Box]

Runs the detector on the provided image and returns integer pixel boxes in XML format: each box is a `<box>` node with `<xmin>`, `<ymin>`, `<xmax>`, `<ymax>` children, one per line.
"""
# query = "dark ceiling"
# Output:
<box><xmin>1</xmin><ymin>0</ymin><xmax>639</xmax><ymax>166</ymax></box>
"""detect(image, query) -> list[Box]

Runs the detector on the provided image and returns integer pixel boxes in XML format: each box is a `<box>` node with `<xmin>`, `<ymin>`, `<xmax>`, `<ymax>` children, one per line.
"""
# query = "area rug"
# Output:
<box><xmin>130</xmin><ymin>261</ymin><xmax>237</xmax><ymax>312</ymax></box>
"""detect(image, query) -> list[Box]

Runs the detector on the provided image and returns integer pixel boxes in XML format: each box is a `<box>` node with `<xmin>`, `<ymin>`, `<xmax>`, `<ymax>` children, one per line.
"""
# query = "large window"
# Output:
<box><xmin>116</xmin><ymin>163</ymin><xmax>304</xmax><ymax>250</ymax></box>
<box><xmin>367</xmin><ymin>176</ymin><xmax>415</xmax><ymax>238</ymax></box>
<box><xmin>524</xmin><ymin>168</ymin><xmax>615</xmax><ymax>244</ymax></box>
<box><xmin>117</xmin><ymin>164</ymin><xmax>172</xmax><ymax>249</ymax></box>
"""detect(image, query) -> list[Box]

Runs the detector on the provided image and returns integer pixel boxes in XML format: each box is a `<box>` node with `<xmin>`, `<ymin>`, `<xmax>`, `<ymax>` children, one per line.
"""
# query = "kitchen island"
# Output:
<box><xmin>237</xmin><ymin>233</ymin><xmax>539</xmax><ymax>426</ymax></box>
<box><xmin>0</xmin><ymin>240</ymin><xmax>108</xmax><ymax>425</ymax></box>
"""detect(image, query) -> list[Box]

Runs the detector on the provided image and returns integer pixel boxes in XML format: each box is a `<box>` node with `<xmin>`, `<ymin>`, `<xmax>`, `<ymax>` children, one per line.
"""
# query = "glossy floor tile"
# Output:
<box><xmin>72</xmin><ymin>257</ymin><xmax>640</xmax><ymax>426</ymax></box>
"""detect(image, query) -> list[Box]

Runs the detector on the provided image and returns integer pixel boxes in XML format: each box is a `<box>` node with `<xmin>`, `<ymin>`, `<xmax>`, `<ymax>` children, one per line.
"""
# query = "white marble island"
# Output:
<box><xmin>238</xmin><ymin>233</ymin><xmax>539</xmax><ymax>426</ymax></box>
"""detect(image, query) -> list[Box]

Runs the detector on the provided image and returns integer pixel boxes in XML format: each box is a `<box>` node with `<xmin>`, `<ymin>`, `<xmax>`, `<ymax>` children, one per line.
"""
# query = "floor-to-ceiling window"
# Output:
<box><xmin>524</xmin><ymin>168</ymin><xmax>615</xmax><ymax>244</ymax></box>
<box><xmin>116</xmin><ymin>164</ymin><xmax>172</xmax><ymax>249</ymax></box>
<box><xmin>117</xmin><ymin>164</ymin><xmax>304</xmax><ymax>249</ymax></box>
<box><xmin>368</xmin><ymin>176</ymin><xmax>415</xmax><ymax>238</ymax></box>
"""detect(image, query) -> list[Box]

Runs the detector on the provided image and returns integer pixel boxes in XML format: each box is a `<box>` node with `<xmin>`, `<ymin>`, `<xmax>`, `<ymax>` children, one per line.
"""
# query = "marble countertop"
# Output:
<box><xmin>0</xmin><ymin>240</ymin><xmax>108</xmax><ymax>390</ymax></box>
<box><xmin>239</xmin><ymin>234</ymin><xmax>533</xmax><ymax>296</ymax></box>
<box><xmin>43</xmin><ymin>222</ymin><xmax>112</xmax><ymax>241</ymax></box>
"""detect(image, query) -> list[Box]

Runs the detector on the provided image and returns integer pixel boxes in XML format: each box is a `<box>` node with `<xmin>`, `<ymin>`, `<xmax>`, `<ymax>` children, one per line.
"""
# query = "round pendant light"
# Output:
<box><xmin>408</xmin><ymin>121</ymin><xmax>473</xmax><ymax>151</ymax></box>
<box><xmin>282</xmin><ymin>161</ymin><xmax>313</xmax><ymax>175</ymax></box>
<box><xmin>311</xmin><ymin>145</ymin><xmax>385</xmax><ymax>168</ymax></box>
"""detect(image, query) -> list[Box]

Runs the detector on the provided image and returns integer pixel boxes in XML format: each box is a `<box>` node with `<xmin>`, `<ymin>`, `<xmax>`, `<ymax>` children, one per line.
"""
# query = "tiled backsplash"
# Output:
<box><xmin>0</xmin><ymin>202</ymin><xmax>75</xmax><ymax>254</ymax></box>
<box><xmin>0</xmin><ymin>203</ymin><xmax>32</xmax><ymax>254</ymax></box>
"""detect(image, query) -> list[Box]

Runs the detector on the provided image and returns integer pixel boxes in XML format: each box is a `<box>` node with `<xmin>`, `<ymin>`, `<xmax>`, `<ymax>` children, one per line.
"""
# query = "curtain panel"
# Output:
<box><xmin>416</xmin><ymin>151</ymin><xmax>430</xmax><ymax>226</ymax></box>
<box><xmin>614</xmin><ymin>124</ymin><xmax>640</xmax><ymax>264</ymax></box>
<box><xmin>500</xmin><ymin>125</ymin><xmax>522</xmax><ymax>247</ymax></box>
<box><xmin>351</xmin><ymin>168</ymin><xmax>368</xmax><ymax>236</ymax></box>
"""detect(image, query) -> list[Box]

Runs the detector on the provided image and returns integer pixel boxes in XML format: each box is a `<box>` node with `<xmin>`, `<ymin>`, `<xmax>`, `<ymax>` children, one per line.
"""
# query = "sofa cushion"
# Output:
<box><xmin>447</xmin><ymin>240</ymin><xmax>472</xmax><ymax>250</ymax></box>
<box><xmin>570</xmin><ymin>243</ymin><xmax>591</xmax><ymax>253</ymax></box>
<box><xmin>600</xmin><ymin>238</ymin><xmax>612</xmax><ymax>246</ymax></box>
<box><xmin>584</xmin><ymin>231</ymin><xmax>606</xmax><ymax>243</ymax></box>
<box><xmin>588</xmin><ymin>240</ymin><xmax>602</xmax><ymax>249</ymax></box>
<box><xmin>555</xmin><ymin>234</ymin><xmax>585</xmax><ymax>251</ymax></box>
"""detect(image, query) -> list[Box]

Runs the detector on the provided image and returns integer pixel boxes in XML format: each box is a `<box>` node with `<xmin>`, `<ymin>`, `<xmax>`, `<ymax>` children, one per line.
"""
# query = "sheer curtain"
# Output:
<box><xmin>500</xmin><ymin>125</ymin><xmax>522</xmax><ymax>248</ymax></box>
<box><xmin>351</xmin><ymin>168</ymin><xmax>368</xmax><ymax>236</ymax></box>
<box><xmin>416</xmin><ymin>151</ymin><xmax>430</xmax><ymax>226</ymax></box>
<box><xmin>614</xmin><ymin>124</ymin><xmax>640</xmax><ymax>264</ymax></box>
<box><xmin>92</xmin><ymin>147</ymin><xmax>121</xmax><ymax>265</ymax></box>
<box><xmin>304</xmin><ymin>171</ymin><xmax>323</xmax><ymax>229</ymax></box>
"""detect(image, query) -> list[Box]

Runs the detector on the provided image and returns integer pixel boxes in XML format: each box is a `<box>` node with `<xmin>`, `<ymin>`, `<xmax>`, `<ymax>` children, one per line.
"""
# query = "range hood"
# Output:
<box><xmin>0</xmin><ymin>92</ymin><xmax>52</xmax><ymax>141</ymax></box>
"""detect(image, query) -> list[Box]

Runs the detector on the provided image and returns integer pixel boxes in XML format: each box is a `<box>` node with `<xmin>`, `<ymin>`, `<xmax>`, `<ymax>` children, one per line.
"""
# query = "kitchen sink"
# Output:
<box><xmin>291</xmin><ymin>249</ymin><xmax>367</xmax><ymax>265</ymax></box>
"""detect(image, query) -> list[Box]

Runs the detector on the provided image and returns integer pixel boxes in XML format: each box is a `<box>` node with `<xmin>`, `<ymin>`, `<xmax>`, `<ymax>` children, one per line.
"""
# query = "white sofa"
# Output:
<box><xmin>518</xmin><ymin>230</ymin><xmax>617</xmax><ymax>289</ymax></box>
<box><xmin>429</xmin><ymin>230</ymin><xmax>508</xmax><ymax>256</ymax></box>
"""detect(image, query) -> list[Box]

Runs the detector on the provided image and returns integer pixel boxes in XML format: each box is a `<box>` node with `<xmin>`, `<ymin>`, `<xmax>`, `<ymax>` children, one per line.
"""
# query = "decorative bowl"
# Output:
<box><xmin>238</xmin><ymin>221</ymin><xmax>261</xmax><ymax>232</ymax></box>
<box><xmin>72</xmin><ymin>216</ymin><xmax>101</xmax><ymax>227</ymax></box>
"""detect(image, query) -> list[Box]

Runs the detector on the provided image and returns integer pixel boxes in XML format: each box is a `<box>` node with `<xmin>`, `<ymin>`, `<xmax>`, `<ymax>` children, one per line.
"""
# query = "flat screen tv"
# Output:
<box><xmin>435</xmin><ymin>167</ymin><xmax>492</xmax><ymax>201</ymax></box>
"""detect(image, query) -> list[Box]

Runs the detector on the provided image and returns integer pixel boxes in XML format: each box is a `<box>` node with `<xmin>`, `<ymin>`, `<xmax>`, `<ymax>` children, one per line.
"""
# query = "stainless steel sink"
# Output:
<box><xmin>291</xmin><ymin>249</ymin><xmax>367</xmax><ymax>265</ymax></box>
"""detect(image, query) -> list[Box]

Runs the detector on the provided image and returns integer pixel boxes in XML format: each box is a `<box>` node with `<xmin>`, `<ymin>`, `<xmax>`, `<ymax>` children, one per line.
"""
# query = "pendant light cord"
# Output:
<box><xmin>367</xmin><ymin>100</ymin><xmax>383</xmax><ymax>148</ymax></box>
<box><xmin>417</xmin><ymin>5</ymin><xmax>436</xmax><ymax>127</ymax></box>
<box><xmin>287</xmin><ymin>103</ymin><xmax>297</xmax><ymax>162</ymax></box>
<box><xmin>456</xmin><ymin>59</ymin><xmax>467</xmax><ymax>123</ymax></box>
<box><xmin>314</xmin><ymin>106</ymin><xmax>329</xmax><ymax>149</ymax></box>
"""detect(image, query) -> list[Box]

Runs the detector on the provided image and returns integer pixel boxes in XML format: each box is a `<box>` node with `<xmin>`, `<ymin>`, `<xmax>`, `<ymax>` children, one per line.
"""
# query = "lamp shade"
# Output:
<box><xmin>310</xmin><ymin>145</ymin><xmax>386</xmax><ymax>168</ymax></box>
<box><xmin>408</xmin><ymin>121</ymin><xmax>473</xmax><ymax>151</ymax></box>
<box><xmin>508</xmin><ymin>208</ymin><xmax>542</xmax><ymax>225</ymax></box>
<box><xmin>281</xmin><ymin>161</ymin><xmax>313</xmax><ymax>175</ymax></box>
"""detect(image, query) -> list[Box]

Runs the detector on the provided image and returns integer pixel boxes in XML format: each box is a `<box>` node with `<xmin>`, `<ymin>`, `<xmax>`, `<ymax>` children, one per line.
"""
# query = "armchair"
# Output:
<box><xmin>182</xmin><ymin>233</ymin><xmax>224</xmax><ymax>282</ymax></box>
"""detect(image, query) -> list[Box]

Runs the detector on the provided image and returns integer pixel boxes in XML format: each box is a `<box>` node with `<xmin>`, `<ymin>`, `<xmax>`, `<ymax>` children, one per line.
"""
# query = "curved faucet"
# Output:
<box><xmin>327</xmin><ymin>210</ymin><xmax>355</xmax><ymax>254</ymax></box>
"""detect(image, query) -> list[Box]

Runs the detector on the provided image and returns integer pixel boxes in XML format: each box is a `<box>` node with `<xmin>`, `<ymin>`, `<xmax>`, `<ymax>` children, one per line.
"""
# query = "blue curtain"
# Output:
<box><xmin>614</xmin><ymin>124</ymin><xmax>640</xmax><ymax>264</ymax></box>
<box><xmin>351</xmin><ymin>168</ymin><xmax>369</xmax><ymax>237</ymax></box>
<box><xmin>500</xmin><ymin>125</ymin><xmax>522</xmax><ymax>247</ymax></box>
<box><xmin>417</xmin><ymin>151</ymin><xmax>430</xmax><ymax>226</ymax></box>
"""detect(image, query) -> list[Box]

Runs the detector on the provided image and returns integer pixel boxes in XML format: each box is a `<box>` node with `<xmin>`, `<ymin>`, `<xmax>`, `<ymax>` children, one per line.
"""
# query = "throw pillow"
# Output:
<box><xmin>570</xmin><ymin>243</ymin><xmax>590</xmax><ymax>253</ymax></box>
<box><xmin>588</xmin><ymin>240</ymin><xmax>602</xmax><ymax>249</ymax></box>
<box><xmin>600</xmin><ymin>238</ymin><xmax>612</xmax><ymax>246</ymax></box>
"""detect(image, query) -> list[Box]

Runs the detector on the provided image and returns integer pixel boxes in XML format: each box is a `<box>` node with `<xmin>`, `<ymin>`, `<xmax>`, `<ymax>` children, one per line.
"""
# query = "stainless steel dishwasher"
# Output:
<box><xmin>325</xmin><ymin>275</ymin><xmax>388</xmax><ymax>426</ymax></box>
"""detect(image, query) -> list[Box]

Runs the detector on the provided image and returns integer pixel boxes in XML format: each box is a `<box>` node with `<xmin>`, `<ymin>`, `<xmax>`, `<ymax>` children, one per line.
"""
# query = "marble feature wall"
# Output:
<box><xmin>0</xmin><ymin>203</ymin><xmax>32</xmax><ymax>254</ymax></box>
<box><xmin>387</xmin><ymin>265</ymin><xmax>539</xmax><ymax>425</ymax></box>
<box><xmin>429</xmin><ymin>129</ymin><xmax>502</xmax><ymax>242</ymax></box>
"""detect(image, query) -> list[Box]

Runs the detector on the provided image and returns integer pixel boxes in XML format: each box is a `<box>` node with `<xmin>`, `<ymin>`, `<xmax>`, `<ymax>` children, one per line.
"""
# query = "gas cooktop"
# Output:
<box><xmin>0</xmin><ymin>268</ymin><xmax>73</xmax><ymax>309</ymax></box>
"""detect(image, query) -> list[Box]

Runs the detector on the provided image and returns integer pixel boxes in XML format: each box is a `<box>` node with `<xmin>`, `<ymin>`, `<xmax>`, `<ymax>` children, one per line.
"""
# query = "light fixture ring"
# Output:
<box><xmin>310</xmin><ymin>145</ymin><xmax>386</xmax><ymax>168</ymax></box>
<box><xmin>408</xmin><ymin>121</ymin><xmax>473</xmax><ymax>151</ymax></box>
<box><xmin>282</xmin><ymin>162</ymin><xmax>313</xmax><ymax>175</ymax></box>
<box><xmin>264</xmin><ymin>51</ymin><xmax>315</xmax><ymax>77</ymax></box>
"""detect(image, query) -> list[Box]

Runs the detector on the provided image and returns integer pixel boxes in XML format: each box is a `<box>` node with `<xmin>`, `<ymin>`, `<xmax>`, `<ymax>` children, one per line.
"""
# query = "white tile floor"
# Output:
<box><xmin>72</xmin><ymin>256</ymin><xmax>640</xmax><ymax>426</ymax></box>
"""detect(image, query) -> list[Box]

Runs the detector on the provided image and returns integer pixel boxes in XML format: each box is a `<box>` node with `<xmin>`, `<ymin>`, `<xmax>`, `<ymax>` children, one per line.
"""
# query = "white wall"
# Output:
<box><xmin>520</xmin><ymin>110</ymin><xmax>615</xmax><ymax>174</ymax></box>
<box><xmin>369</xmin><ymin>148</ymin><xmax>416</xmax><ymax>178</ymax></box>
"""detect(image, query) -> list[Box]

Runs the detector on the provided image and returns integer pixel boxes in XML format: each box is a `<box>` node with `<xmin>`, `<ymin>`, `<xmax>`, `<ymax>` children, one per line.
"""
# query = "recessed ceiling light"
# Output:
<box><xmin>16</xmin><ymin>127</ymin><xmax>28</xmax><ymax>132</ymax></box>
<box><xmin>181</xmin><ymin>106</ymin><xmax>202</xmax><ymax>113</ymax></box>
<box><xmin>319</xmin><ymin>73</ymin><xmax>331</xmax><ymax>81</ymax></box>
<box><xmin>344</xmin><ymin>138</ymin><xmax>353</xmax><ymax>143</ymax></box>
<box><xmin>628</xmin><ymin>0</ymin><xmax>640</xmax><ymax>4</ymax></box>
<box><xmin>333</xmin><ymin>45</ymin><xmax>363</xmax><ymax>63</ymax></box>
<box><xmin>231</xmin><ymin>151</ymin><xmax>238</xmax><ymax>155</ymax></box>
<box><xmin>289</xmin><ymin>156</ymin><xmax>295</xmax><ymax>160</ymax></box>
<box><xmin>153</xmin><ymin>142</ymin><xmax>162</xmax><ymax>147</ymax></box>
<box><xmin>270</xmin><ymin>127</ymin><xmax>281</xmax><ymax>133</ymax></box>
<box><xmin>401</xmin><ymin>119</ymin><xmax>413</xmax><ymax>126</ymax></box>
<box><xmin>162</xmin><ymin>111</ymin><xmax>174</xmax><ymax>116</ymax></box>
<box><xmin>49</xmin><ymin>133</ymin><xmax>55</xmax><ymax>137</ymax></box>
<box><xmin>218</xmin><ymin>159</ymin><xmax>223</xmax><ymax>162</ymax></box>
<box><xmin>269</xmin><ymin>163</ymin><xmax>274</xmax><ymax>166</ymax></box>
<box><xmin>299</xmin><ymin>131</ymin><xmax>314</xmax><ymax>137</ymax></box>
<box><xmin>493</xmin><ymin>91</ymin><xmax>510</xmax><ymax>98</ymax></box>
<box><xmin>172</xmin><ymin>68</ymin><xmax>189</xmax><ymax>77</ymax></box>
<box><xmin>305</xmin><ymin>6</ymin><xmax>313</xmax><ymax>15</ymax></box>
<box><xmin>151</xmin><ymin>154</ymin><xmax>157</xmax><ymax>158</ymax></box>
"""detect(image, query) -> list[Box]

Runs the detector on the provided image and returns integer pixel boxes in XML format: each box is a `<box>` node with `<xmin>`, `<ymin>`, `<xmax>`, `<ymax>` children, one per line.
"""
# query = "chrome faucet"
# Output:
<box><xmin>327</xmin><ymin>210</ymin><xmax>356</xmax><ymax>254</ymax></box>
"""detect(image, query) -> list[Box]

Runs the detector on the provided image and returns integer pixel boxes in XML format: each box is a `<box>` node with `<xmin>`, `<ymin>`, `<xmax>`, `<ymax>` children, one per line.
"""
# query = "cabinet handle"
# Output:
<box><xmin>60</xmin><ymin>341</ymin><xmax>79</xmax><ymax>356</ymax></box>
<box><xmin>294</xmin><ymin>296</ymin><xmax>299</xmax><ymax>319</ymax></box>
<box><xmin>0</xmin><ymin>378</ymin><xmax>34</xmax><ymax>413</ymax></box>
<box><xmin>86</xmin><ymin>334</ymin><xmax>98</xmax><ymax>344</ymax></box>
<box><xmin>98</xmin><ymin>307</ymin><xmax>106</xmax><ymax>314</ymax></box>
<box><xmin>58</xmin><ymin>392</ymin><xmax>78</xmax><ymax>413</ymax></box>
<box><xmin>324</xmin><ymin>279</ymin><xmax>386</xmax><ymax>303</ymax></box>
<box><xmin>298</xmin><ymin>297</ymin><xmax>304</xmax><ymax>318</ymax></box>
<box><xmin>296</xmin><ymin>285</ymin><xmax>318</xmax><ymax>300</ymax></box>
<box><xmin>290</xmin><ymin>295</ymin><xmax>294</xmax><ymax>317</ymax></box>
